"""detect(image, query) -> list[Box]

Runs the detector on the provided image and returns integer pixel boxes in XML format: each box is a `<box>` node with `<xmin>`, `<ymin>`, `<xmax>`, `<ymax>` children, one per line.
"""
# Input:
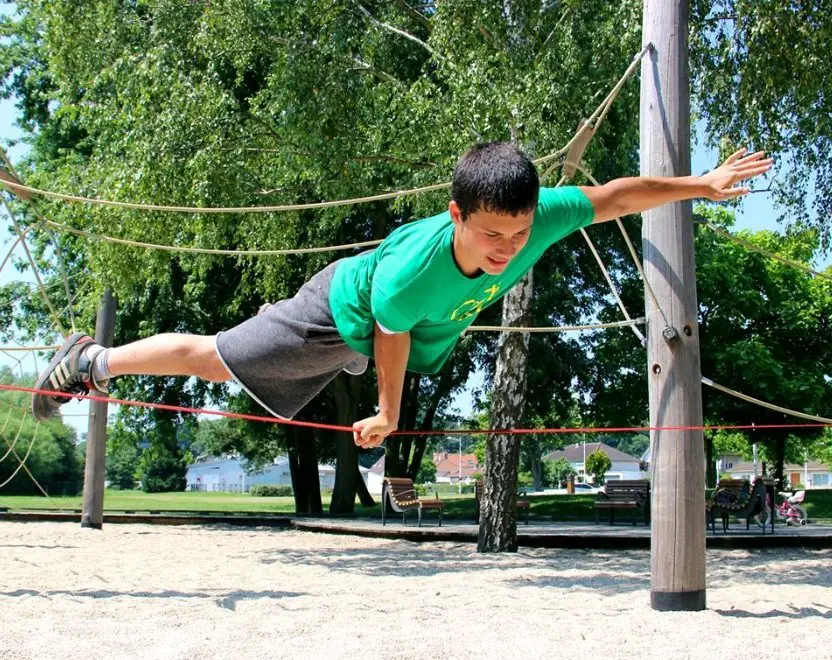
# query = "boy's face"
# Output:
<box><xmin>449</xmin><ymin>201</ymin><xmax>534</xmax><ymax>276</ymax></box>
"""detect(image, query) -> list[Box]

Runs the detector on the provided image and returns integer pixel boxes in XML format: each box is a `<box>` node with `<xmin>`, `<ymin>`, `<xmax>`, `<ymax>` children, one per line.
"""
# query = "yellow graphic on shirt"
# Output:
<box><xmin>450</xmin><ymin>284</ymin><xmax>502</xmax><ymax>322</ymax></box>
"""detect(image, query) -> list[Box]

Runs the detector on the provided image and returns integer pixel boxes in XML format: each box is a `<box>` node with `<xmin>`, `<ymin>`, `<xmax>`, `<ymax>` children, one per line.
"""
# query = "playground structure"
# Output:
<box><xmin>1</xmin><ymin>7</ymin><xmax>831</xmax><ymax>615</ymax></box>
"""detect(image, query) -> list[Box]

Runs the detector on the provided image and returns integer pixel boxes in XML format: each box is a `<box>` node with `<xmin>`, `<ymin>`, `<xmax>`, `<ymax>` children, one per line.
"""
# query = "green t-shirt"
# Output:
<box><xmin>329</xmin><ymin>186</ymin><xmax>595</xmax><ymax>374</ymax></box>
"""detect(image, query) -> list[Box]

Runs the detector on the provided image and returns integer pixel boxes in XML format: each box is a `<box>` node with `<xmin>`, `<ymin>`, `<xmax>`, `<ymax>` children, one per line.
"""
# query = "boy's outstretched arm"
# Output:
<box><xmin>582</xmin><ymin>148</ymin><xmax>773</xmax><ymax>224</ymax></box>
<box><xmin>352</xmin><ymin>323</ymin><xmax>410</xmax><ymax>449</ymax></box>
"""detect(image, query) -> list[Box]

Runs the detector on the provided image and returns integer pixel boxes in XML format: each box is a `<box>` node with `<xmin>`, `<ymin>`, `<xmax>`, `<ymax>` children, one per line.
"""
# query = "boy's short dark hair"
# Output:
<box><xmin>451</xmin><ymin>142</ymin><xmax>540</xmax><ymax>220</ymax></box>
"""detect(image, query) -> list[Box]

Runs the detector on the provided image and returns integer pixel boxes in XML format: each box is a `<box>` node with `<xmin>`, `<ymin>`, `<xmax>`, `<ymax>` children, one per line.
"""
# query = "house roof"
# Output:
<box><xmin>369</xmin><ymin>456</ymin><xmax>385</xmax><ymax>474</ymax></box>
<box><xmin>545</xmin><ymin>442</ymin><xmax>640</xmax><ymax>463</ymax></box>
<box><xmin>433</xmin><ymin>453</ymin><xmax>481</xmax><ymax>479</ymax></box>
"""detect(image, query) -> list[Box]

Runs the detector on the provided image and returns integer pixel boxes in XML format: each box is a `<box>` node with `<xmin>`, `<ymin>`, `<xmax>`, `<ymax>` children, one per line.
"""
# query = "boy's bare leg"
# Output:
<box><xmin>32</xmin><ymin>332</ymin><xmax>232</xmax><ymax>420</ymax></box>
<box><xmin>107</xmin><ymin>334</ymin><xmax>232</xmax><ymax>382</ymax></box>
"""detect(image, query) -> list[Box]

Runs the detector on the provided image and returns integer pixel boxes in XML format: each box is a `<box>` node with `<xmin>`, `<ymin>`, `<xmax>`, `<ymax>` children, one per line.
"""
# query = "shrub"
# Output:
<box><xmin>250</xmin><ymin>485</ymin><xmax>293</xmax><ymax>497</ymax></box>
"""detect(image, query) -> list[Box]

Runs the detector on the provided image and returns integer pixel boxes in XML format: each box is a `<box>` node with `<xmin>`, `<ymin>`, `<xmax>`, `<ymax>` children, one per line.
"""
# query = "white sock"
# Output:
<box><xmin>88</xmin><ymin>346</ymin><xmax>113</xmax><ymax>389</ymax></box>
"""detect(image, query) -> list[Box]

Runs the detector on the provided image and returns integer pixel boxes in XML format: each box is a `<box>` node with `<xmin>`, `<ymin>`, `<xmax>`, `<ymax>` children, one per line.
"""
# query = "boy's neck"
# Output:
<box><xmin>452</xmin><ymin>227</ymin><xmax>482</xmax><ymax>278</ymax></box>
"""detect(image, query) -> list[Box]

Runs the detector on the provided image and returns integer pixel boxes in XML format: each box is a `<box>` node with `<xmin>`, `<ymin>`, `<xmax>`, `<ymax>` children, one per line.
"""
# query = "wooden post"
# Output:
<box><xmin>641</xmin><ymin>0</ymin><xmax>707</xmax><ymax>611</ymax></box>
<box><xmin>81</xmin><ymin>289</ymin><xmax>117</xmax><ymax>529</ymax></box>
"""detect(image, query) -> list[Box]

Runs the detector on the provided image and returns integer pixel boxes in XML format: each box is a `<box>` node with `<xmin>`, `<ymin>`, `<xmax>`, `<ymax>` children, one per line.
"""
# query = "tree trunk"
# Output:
<box><xmin>478</xmin><ymin>271</ymin><xmax>533</xmax><ymax>553</ymax></box>
<box><xmin>704</xmin><ymin>433</ymin><xmax>716</xmax><ymax>489</ymax></box>
<box><xmin>407</xmin><ymin>364</ymin><xmax>452</xmax><ymax>479</ymax></box>
<box><xmin>291</xmin><ymin>427</ymin><xmax>323</xmax><ymax>514</ymax></box>
<box><xmin>527</xmin><ymin>437</ymin><xmax>544</xmax><ymax>491</ymax></box>
<box><xmin>330</xmin><ymin>373</ymin><xmax>364</xmax><ymax>514</ymax></box>
<box><xmin>355</xmin><ymin>462</ymin><xmax>375</xmax><ymax>507</ymax></box>
<box><xmin>772</xmin><ymin>434</ymin><xmax>787</xmax><ymax>491</ymax></box>
<box><xmin>397</xmin><ymin>374</ymin><xmax>421</xmax><ymax>473</ymax></box>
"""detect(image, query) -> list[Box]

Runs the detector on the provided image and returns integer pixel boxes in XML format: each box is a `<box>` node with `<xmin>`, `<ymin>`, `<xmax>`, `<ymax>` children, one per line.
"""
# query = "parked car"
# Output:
<box><xmin>573</xmin><ymin>483</ymin><xmax>601</xmax><ymax>493</ymax></box>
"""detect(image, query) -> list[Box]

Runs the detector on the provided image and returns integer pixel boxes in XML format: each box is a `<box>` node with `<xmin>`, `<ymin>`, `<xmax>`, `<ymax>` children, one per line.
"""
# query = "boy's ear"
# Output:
<box><xmin>449</xmin><ymin>200</ymin><xmax>463</xmax><ymax>226</ymax></box>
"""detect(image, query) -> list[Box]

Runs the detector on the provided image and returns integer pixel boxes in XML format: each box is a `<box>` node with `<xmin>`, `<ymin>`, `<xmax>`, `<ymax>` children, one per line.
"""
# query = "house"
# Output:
<box><xmin>718</xmin><ymin>454</ymin><xmax>832</xmax><ymax>488</ymax></box>
<box><xmin>544</xmin><ymin>442</ymin><xmax>644</xmax><ymax>483</ymax></box>
<box><xmin>365</xmin><ymin>452</ymin><xmax>483</xmax><ymax>492</ymax></box>
<box><xmin>433</xmin><ymin>452</ymin><xmax>482</xmax><ymax>484</ymax></box>
<box><xmin>367</xmin><ymin>456</ymin><xmax>386</xmax><ymax>495</ymax></box>
<box><xmin>185</xmin><ymin>456</ymin><xmax>370</xmax><ymax>492</ymax></box>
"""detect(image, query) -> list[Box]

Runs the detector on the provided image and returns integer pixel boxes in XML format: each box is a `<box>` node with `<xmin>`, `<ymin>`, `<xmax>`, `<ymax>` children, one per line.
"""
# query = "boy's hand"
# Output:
<box><xmin>700</xmin><ymin>148</ymin><xmax>773</xmax><ymax>201</ymax></box>
<box><xmin>353</xmin><ymin>413</ymin><xmax>398</xmax><ymax>448</ymax></box>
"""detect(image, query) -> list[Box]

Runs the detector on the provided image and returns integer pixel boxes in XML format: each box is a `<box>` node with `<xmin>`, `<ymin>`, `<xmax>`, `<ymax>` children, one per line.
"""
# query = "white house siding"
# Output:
<box><xmin>367</xmin><ymin>471</ymin><xmax>385</xmax><ymax>495</ymax></box>
<box><xmin>569</xmin><ymin>460</ymin><xmax>643</xmax><ymax>483</ymax></box>
<box><xmin>186</xmin><ymin>457</ymin><xmax>369</xmax><ymax>493</ymax></box>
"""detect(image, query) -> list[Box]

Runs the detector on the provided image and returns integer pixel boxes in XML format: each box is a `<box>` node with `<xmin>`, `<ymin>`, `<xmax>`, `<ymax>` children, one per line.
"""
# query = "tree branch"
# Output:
<box><xmin>350</xmin><ymin>56</ymin><xmax>408</xmax><ymax>89</ymax></box>
<box><xmin>271</xmin><ymin>35</ymin><xmax>408</xmax><ymax>89</ymax></box>
<box><xmin>353</xmin><ymin>0</ymin><xmax>441</xmax><ymax>60</ymax></box>
<box><xmin>700</xmin><ymin>13</ymin><xmax>737</xmax><ymax>25</ymax></box>
<box><xmin>396</xmin><ymin>0</ymin><xmax>432</xmax><ymax>32</ymax></box>
<box><xmin>539</xmin><ymin>8</ymin><xmax>570</xmax><ymax>54</ymax></box>
<box><xmin>476</xmin><ymin>21</ymin><xmax>503</xmax><ymax>50</ymax></box>
<box><xmin>354</xmin><ymin>154</ymin><xmax>438</xmax><ymax>169</ymax></box>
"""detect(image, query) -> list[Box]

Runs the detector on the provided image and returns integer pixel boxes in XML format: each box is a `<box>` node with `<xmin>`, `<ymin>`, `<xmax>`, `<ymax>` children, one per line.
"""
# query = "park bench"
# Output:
<box><xmin>594</xmin><ymin>479</ymin><xmax>651</xmax><ymax>525</ymax></box>
<box><xmin>473</xmin><ymin>480</ymin><xmax>530</xmax><ymax>525</ymax></box>
<box><xmin>382</xmin><ymin>477</ymin><xmax>444</xmax><ymax>527</ymax></box>
<box><xmin>706</xmin><ymin>476</ymin><xmax>768</xmax><ymax>534</ymax></box>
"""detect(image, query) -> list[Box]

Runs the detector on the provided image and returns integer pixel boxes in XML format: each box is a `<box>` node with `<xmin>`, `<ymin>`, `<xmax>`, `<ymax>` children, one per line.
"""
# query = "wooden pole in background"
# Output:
<box><xmin>640</xmin><ymin>0</ymin><xmax>707</xmax><ymax>611</ymax></box>
<box><xmin>81</xmin><ymin>289</ymin><xmax>116</xmax><ymax>529</ymax></box>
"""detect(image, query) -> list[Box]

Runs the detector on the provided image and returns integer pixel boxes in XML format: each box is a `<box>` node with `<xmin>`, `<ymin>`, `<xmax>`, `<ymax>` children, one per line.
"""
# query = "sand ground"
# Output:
<box><xmin>1</xmin><ymin>521</ymin><xmax>830</xmax><ymax>659</ymax></box>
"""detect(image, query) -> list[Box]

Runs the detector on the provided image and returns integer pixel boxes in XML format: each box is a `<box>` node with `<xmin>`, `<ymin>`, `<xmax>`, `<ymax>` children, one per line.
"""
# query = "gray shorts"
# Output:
<box><xmin>215</xmin><ymin>260</ymin><xmax>368</xmax><ymax>419</ymax></box>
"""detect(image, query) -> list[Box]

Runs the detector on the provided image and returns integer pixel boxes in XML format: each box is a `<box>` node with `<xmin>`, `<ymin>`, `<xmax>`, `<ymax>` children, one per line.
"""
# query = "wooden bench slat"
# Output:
<box><xmin>594</xmin><ymin>479</ymin><xmax>650</xmax><ymax>526</ymax></box>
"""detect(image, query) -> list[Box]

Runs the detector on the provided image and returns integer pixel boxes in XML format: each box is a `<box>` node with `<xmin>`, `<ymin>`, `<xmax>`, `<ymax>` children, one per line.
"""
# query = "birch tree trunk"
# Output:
<box><xmin>478</xmin><ymin>271</ymin><xmax>532</xmax><ymax>552</ymax></box>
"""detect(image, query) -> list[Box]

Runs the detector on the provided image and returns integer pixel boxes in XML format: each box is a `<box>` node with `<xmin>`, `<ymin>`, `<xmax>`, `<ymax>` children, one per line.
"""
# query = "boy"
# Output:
<box><xmin>31</xmin><ymin>142</ymin><xmax>771</xmax><ymax>447</ymax></box>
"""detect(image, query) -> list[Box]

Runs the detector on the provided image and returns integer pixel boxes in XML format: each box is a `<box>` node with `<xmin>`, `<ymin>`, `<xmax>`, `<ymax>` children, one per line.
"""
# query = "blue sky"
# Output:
<box><xmin>1</xmin><ymin>36</ymin><xmax>829</xmax><ymax>431</ymax></box>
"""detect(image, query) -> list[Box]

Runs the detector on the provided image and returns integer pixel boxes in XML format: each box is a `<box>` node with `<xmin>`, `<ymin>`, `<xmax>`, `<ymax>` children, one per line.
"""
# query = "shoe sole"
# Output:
<box><xmin>31</xmin><ymin>331</ymin><xmax>91</xmax><ymax>421</ymax></box>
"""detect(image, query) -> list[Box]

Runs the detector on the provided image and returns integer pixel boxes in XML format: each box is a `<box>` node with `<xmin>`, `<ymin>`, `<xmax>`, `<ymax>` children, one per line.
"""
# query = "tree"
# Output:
<box><xmin>585</xmin><ymin>449</ymin><xmax>612</xmax><ymax>485</ymax></box>
<box><xmin>0</xmin><ymin>369</ymin><xmax>81</xmax><ymax>495</ymax></box>
<box><xmin>549</xmin><ymin>458</ymin><xmax>576</xmax><ymax>488</ymax></box>
<box><xmin>0</xmin><ymin>1</ymin><xmax>640</xmax><ymax>523</ymax></box>
<box><xmin>415</xmin><ymin>452</ymin><xmax>436</xmax><ymax>485</ymax></box>
<box><xmin>105</xmin><ymin>423</ymin><xmax>140</xmax><ymax>490</ymax></box>
<box><xmin>690</xmin><ymin>0</ymin><xmax>832</xmax><ymax>243</ymax></box>
<box><xmin>585</xmin><ymin>206</ymin><xmax>832</xmax><ymax>489</ymax></box>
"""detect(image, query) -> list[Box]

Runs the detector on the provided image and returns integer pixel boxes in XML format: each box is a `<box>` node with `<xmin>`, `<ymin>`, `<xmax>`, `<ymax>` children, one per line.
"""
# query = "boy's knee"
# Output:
<box><xmin>187</xmin><ymin>336</ymin><xmax>232</xmax><ymax>382</ymax></box>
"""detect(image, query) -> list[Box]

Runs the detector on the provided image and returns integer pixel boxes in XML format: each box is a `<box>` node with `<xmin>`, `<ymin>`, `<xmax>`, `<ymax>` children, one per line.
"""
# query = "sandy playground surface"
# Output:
<box><xmin>1</xmin><ymin>521</ymin><xmax>831</xmax><ymax>660</ymax></box>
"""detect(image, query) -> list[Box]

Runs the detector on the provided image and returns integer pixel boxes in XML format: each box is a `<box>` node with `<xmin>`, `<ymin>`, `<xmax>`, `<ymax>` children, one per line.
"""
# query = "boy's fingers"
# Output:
<box><xmin>725</xmin><ymin>148</ymin><xmax>747</xmax><ymax>164</ymax></box>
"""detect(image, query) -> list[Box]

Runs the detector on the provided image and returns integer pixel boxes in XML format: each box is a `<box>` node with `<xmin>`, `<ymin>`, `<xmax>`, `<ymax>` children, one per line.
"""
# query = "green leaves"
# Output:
<box><xmin>691</xmin><ymin>0</ymin><xmax>832</xmax><ymax>243</ymax></box>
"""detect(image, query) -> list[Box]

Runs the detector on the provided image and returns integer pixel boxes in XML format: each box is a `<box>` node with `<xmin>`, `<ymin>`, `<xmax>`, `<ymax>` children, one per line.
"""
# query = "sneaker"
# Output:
<box><xmin>31</xmin><ymin>332</ymin><xmax>107</xmax><ymax>421</ymax></box>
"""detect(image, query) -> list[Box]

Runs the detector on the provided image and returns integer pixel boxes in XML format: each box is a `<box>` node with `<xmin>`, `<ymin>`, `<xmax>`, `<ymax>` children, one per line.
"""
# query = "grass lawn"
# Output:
<box><xmin>0</xmin><ymin>491</ymin><xmax>299</xmax><ymax>514</ymax></box>
<box><xmin>2</xmin><ymin>488</ymin><xmax>830</xmax><ymax>523</ymax></box>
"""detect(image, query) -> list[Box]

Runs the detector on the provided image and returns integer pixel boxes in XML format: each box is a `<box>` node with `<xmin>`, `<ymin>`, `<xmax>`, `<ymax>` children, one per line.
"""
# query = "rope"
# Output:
<box><xmin>703</xmin><ymin>222</ymin><xmax>832</xmax><ymax>283</ymax></box>
<box><xmin>0</xmin><ymin>46</ymin><xmax>653</xmax><ymax>215</ymax></box>
<box><xmin>0</xmin><ymin>407</ymin><xmax>28</xmax><ymax>465</ymax></box>
<box><xmin>0</xmin><ymin>345</ymin><xmax>60</xmax><ymax>352</ymax></box>
<box><xmin>0</xmin><ymin>179</ymin><xmax>453</xmax><ymax>214</ymax></box>
<box><xmin>571</xmin><ymin>163</ymin><xmax>670</xmax><ymax>328</ymax></box>
<box><xmin>0</xmin><ymin>412</ymin><xmax>40</xmax><ymax>489</ymax></box>
<box><xmin>0</xmin><ymin>414</ymin><xmax>57</xmax><ymax>501</ymax></box>
<box><xmin>466</xmin><ymin>318</ymin><xmax>644</xmax><ymax>333</ymax></box>
<box><xmin>0</xmin><ymin>383</ymin><xmax>829</xmax><ymax>436</ymax></box>
<box><xmin>534</xmin><ymin>43</ymin><xmax>653</xmax><ymax>168</ymax></box>
<box><xmin>578</xmin><ymin>227</ymin><xmax>646</xmax><ymax>344</ymax></box>
<box><xmin>43</xmin><ymin>219</ymin><xmax>384</xmax><ymax>256</ymax></box>
<box><xmin>702</xmin><ymin>377</ymin><xmax>832</xmax><ymax>424</ymax></box>
<box><xmin>0</xmin><ymin>197</ymin><xmax>67</xmax><ymax>334</ymax></box>
<box><xmin>556</xmin><ymin>164</ymin><xmax>832</xmax><ymax>430</ymax></box>
<box><xmin>0</xmin><ymin>225</ymin><xmax>31</xmax><ymax>274</ymax></box>
<box><xmin>1</xmin><ymin>150</ymin><xmax>78</xmax><ymax>332</ymax></box>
